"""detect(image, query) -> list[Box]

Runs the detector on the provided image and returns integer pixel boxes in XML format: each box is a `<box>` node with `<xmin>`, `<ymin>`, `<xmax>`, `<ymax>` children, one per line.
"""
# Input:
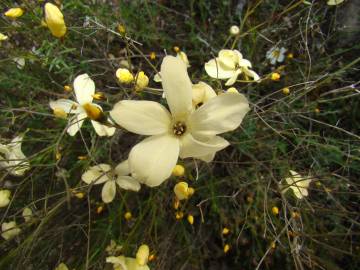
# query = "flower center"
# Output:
<box><xmin>173</xmin><ymin>121</ymin><xmax>187</xmax><ymax>136</ymax></box>
<box><xmin>271</xmin><ymin>50</ymin><xmax>280</xmax><ymax>59</ymax></box>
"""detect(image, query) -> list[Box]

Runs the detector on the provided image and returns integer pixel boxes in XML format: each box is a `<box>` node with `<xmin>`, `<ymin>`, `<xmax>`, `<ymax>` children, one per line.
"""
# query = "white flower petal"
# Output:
<box><xmin>225</xmin><ymin>69</ymin><xmax>241</xmax><ymax>86</ymax></box>
<box><xmin>1</xmin><ymin>221</ymin><xmax>21</xmax><ymax>240</ymax></box>
<box><xmin>91</xmin><ymin>120</ymin><xmax>116</xmax><ymax>137</ymax></box>
<box><xmin>49</xmin><ymin>99</ymin><xmax>82</xmax><ymax>114</ymax></box>
<box><xmin>81</xmin><ymin>164</ymin><xmax>112</xmax><ymax>184</ymax></box>
<box><xmin>114</xmin><ymin>160</ymin><xmax>130</xmax><ymax>176</ymax></box>
<box><xmin>243</xmin><ymin>68</ymin><xmax>260</xmax><ymax>81</ymax></box>
<box><xmin>218</xmin><ymin>50</ymin><xmax>238</xmax><ymax>69</ymax></box>
<box><xmin>179</xmin><ymin>134</ymin><xmax>229</xmax><ymax>159</ymax></box>
<box><xmin>129</xmin><ymin>135</ymin><xmax>180</xmax><ymax>187</ymax></box>
<box><xmin>160</xmin><ymin>56</ymin><xmax>193</xmax><ymax>119</ymax></box>
<box><xmin>67</xmin><ymin>113</ymin><xmax>87</xmax><ymax>136</ymax></box>
<box><xmin>110</xmin><ymin>100</ymin><xmax>171</xmax><ymax>136</ymax></box>
<box><xmin>198</xmin><ymin>152</ymin><xmax>216</xmax><ymax>163</ymax></box>
<box><xmin>0</xmin><ymin>190</ymin><xmax>11</xmax><ymax>208</ymax></box>
<box><xmin>238</xmin><ymin>58</ymin><xmax>252</xmax><ymax>68</ymax></box>
<box><xmin>192</xmin><ymin>82</ymin><xmax>217</xmax><ymax>106</ymax></box>
<box><xmin>189</xmin><ymin>92</ymin><xmax>250</xmax><ymax>137</ymax></box>
<box><xmin>153</xmin><ymin>72</ymin><xmax>162</xmax><ymax>82</ymax></box>
<box><xmin>116</xmin><ymin>176</ymin><xmax>141</xmax><ymax>192</ymax></box>
<box><xmin>102</xmin><ymin>180</ymin><xmax>116</xmax><ymax>203</ymax></box>
<box><xmin>73</xmin><ymin>74</ymin><xmax>95</xmax><ymax>105</ymax></box>
<box><xmin>205</xmin><ymin>59</ymin><xmax>236</xmax><ymax>79</ymax></box>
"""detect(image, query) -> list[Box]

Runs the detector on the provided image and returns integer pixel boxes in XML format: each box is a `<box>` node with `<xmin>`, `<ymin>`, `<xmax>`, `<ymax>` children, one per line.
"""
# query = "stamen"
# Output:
<box><xmin>173</xmin><ymin>122</ymin><xmax>186</xmax><ymax>136</ymax></box>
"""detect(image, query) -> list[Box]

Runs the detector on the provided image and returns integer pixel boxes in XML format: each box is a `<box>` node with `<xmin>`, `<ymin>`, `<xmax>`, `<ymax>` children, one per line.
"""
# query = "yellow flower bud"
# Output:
<box><xmin>149</xmin><ymin>52</ymin><xmax>156</xmax><ymax>60</ymax></box>
<box><xmin>63</xmin><ymin>85</ymin><xmax>72</xmax><ymax>92</ymax></box>
<box><xmin>77</xmin><ymin>155</ymin><xmax>88</xmax><ymax>160</ymax></box>
<box><xmin>53</xmin><ymin>108</ymin><xmax>67</xmax><ymax>119</ymax></box>
<box><xmin>187</xmin><ymin>187</ymin><xmax>195</xmax><ymax>196</ymax></box>
<box><xmin>82</xmin><ymin>103</ymin><xmax>105</xmax><ymax>121</ymax></box>
<box><xmin>174</xmin><ymin>182</ymin><xmax>193</xmax><ymax>201</ymax></box>
<box><xmin>136</xmin><ymin>244</ymin><xmax>150</xmax><ymax>266</ymax></box>
<box><xmin>74</xmin><ymin>192</ymin><xmax>85</xmax><ymax>199</ymax></box>
<box><xmin>0</xmin><ymin>33</ymin><xmax>8</xmax><ymax>41</ymax></box>
<box><xmin>92</xmin><ymin>92</ymin><xmax>106</xmax><ymax>100</ymax></box>
<box><xmin>173</xmin><ymin>46</ymin><xmax>180</xmax><ymax>53</ymax></box>
<box><xmin>116</xmin><ymin>68</ymin><xmax>134</xmax><ymax>84</ymax></box>
<box><xmin>55</xmin><ymin>151</ymin><xmax>61</xmax><ymax>161</ymax></box>
<box><xmin>148</xmin><ymin>254</ymin><xmax>156</xmax><ymax>262</ymax></box>
<box><xmin>172</xmin><ymin>164</ymin><xmax>185</xmax><ymax>177</ymax></box>
<box><xmin>229</xmin><ymin>25</ymin><xmax>240</xmax><ymax>36</ymax></box>
<box><xmin>272</xmin><ymin>206</ymin><xmax>279</xmax><ymax>215</ymax></box>
<box><xmin>5</xmin><ymin>8</ymin><xmax>24</xmax><ymax>18</ymax></box>
<box><xmin>187</xmin><ymin>214</ymin><xmax>194</xmax><ymax>225</ymax></box>
<box><xmin>117</xmin><ymin>24</ymin><xmax>126</xmax><ymax>35</ymax></box>
<box><xmin>222</xmin><ymin>227</ymin><xmax>230</xmax><ymax>235</ymax></box>
<box><xmin>173</xmin><ymin>199</ymin><xmax>180</xmax><ymax>210</ymax></box>
<box><xmin>271</xmin><ymin>72</ymin><xmax>281</xmax><ymax>81</ymax></box>
<box><xmin>135</xmin><ymin>71</ymin><xmax>149</xmax><ymax>91</ymax></box>
<box><xmin>44</xmin><ymin>3</ymin><xmax>67</xmax><ymax>38</ymax></box>
<box><xmin>271</xmin><ymin>241</ymin><xmax>276</xmax><ymax>249</ymax></box>
<box><xmin>223</xmin><ymin>244</ymin><xmax>230</xmax><ymax>253</ymax></box>
<box><xmin>287</xmin><ymin>53</ymin><xmax>294</xmax><ymax>59</ymax></box>
<box><xmin>314</xmin><ymin>108</ymin><xmax>320</xmax><ymax>113</ymax></box>
<box><xmin>96</xmin><ymin>205</ymin><xmax>104</xmax><ymax>214</ymax></box>
<box><xmin>291</xmin><ymin>211</ymin><xmax>300</xmax><ymax>219</ymax></box>
<box><xmin>175</xmin><ymin>211</ymin><xmax>184</xmax><ymax>220</ymax></box>
<box><xmin>226</xmin><ymin>87</ymin><xmax>239</xmax><ymax>94</ymax></box>
<box><xmin>124</xmin><ymin>211</ymin><xmax>132</xmax><ymax>220</ymax></box>
<box><xmin>282</xmin><ymin>87</ymin><xmax>290</xmax><ymax>95</ymax></box>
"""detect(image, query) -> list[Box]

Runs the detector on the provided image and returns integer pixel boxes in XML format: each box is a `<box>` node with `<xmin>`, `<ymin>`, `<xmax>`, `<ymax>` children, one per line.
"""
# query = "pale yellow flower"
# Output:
<box><xmin>4</xmin><ymin>8</ymin><xmax>24</xmax><ymax>18</ymax></box>
<box><xmin>1</xmin><ymin>221</ymin><xmax>21</xmax><ymax>240</ymax></box>
<box><xmin>13</xmin><ymin>57</ymin><xmax>25</xmax><ymax>69</ymax></box>
<box><xmin>176</xmin><ymin>51</ymin><xmax>190</xmax><ymax>67</ymax></box>
<box><xmin>49</xmin><ymin>74</ymin><xmax>115</xmax><ymax>136</ymax></box>
<box><xmin>327</xmin><ymin>0</ymin><xmax>344</xmax><ymax>5</ymax></box>
<box><xmin>111</xmin><ymin>56</ymin><xmax>250</xmax><ymax>187</ymax></box>
<box><xmin>205</xmin><ymin>49</ymin><xmax>260</xmax><ymax>85</ymax></box>
<box><xmin>116</xmin><ymin>68</ymin><xmax>134</xmax><ymax>84</ymax></box>
<box><xmin>283</xmin><ymin>170</ymin><xmax>312</xmax><ymax>199</ymax></box>
<box><xmin>81</xmin><ymin>161</ymin><xmax>141</xmax><ymax>203</ymax></box>
<box><xmin>106</xmin><ymin>245</ymin><xmax>150</xmax><ymax>270</ymax></box>
<box><xmin>136</xmin><ymin>244</ymin><xmax>149</xmax><ymax>266</ymax></box>
<box><xmin>0</xmin><ymin>134</ymin><xmax>30</xmax><ymax>176</ymax></box>
<box><xmin>44</xmin><ymin>3</ymin><xmax>67</xmax><ymax>38</ymax></box>
<box><xmin>0</xmin><ymin>33</ymin><xmax>8</xmax><ymax>41</ymax></box>
<box><xmin>135</xmin><ymin>71</ymin><xmax>149</xmax><ymax>91</ymax></box>
<box><xmin>22</xmin><ymin>207</ymin><xmax>33</xmax><ymax>222</ymax></box>
<box><xmin>0</xmin><ymin>190</ymin><xmax>11</xmax><ymax>208</ymax></box>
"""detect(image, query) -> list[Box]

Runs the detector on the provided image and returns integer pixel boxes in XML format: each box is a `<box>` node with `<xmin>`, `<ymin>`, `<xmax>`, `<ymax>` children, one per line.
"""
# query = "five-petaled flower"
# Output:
<box><xmin>81</xmin><ymin>161</ymin><xmax>141</xmax><ymax>203</ymax></box>
<box><xmin>205</xmin><ymin>49</ymin><xmax>260</xmax><ymax>86</ymax></box>
<box><xmin>0</xmin><ymin>134</ymin><xmax>30</xmax><ymax>176</ymax></box>
<box><xmin>49</xmin><ymin>74</ymin><xmax>116</xmax><ymax>137</ymax></box>
<box><xmin>110</xmin><ymin>56</ymin><xmax>250</xmax><ymax>187</ymax></box>
<box><xmin>266</xmin><ymin>46</ymin><xmax>287</xmax><ymax>65</ymax></box>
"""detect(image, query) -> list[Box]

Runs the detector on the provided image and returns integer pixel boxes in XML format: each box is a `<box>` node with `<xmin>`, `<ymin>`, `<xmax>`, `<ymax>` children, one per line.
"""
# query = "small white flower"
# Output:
<box><xmin>111</xmin><ymin>56</ymin><xmax>250</xmax><ymax>187</ymax></box>
<box><xmin>49</xmin><ymin>74</ymin><xmax>116</xmax><ymax>137</ymax></box>
<box><xmin>81</xmin><ymin>161</ymin><xmax>141</xmax><ymax>203</ymax></box>
<box><xmin>205</xmin><ymin>49</ymin><xmax>260</xmax><ymax>86</ymax></box>
<box><xmin>266</xmin><ymin>46</ymin><xmax>287</xmax><ymax>65</ymax></box>
<box><xmin>1</xmin><ymin>221</ymin><xmax>21</xmax><ymax>240</ymax></box>
<box><xmin>0</xmin><ymin>134</ymin><xmax>30</xmax><ymax>176</ymax></box>
<box><xmin>0</xmin><ymin>190</ymin><xmax>11</xmax><ymax>207</ymax></box>
<box><xmin>283</xmin><ymin>170</ymin><xmax>312</xmax><ymax>199</ymax></box>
